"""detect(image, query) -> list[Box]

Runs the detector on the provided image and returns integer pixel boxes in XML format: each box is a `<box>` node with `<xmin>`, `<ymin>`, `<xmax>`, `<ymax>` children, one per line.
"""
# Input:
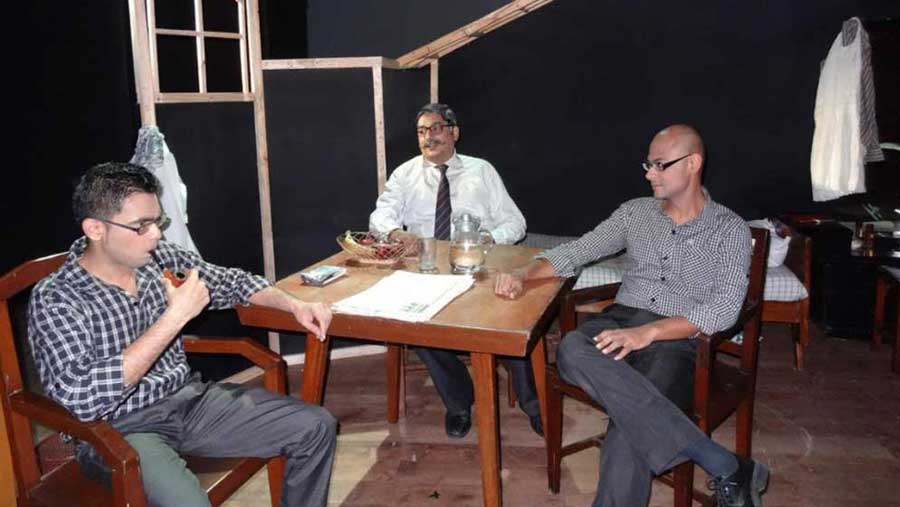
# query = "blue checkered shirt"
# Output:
<box><xmin>27</xmin><ymin>238</ymin><xmax>271</xmax><ymax>422</ymax></box>
<box><xmin>539</xmin><ymin>191</ymin><xmax>751</xmax><ymax>335</ymax></box>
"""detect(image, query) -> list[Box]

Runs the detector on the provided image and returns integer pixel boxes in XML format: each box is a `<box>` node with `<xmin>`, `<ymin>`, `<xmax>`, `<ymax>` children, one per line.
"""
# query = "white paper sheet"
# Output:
<box><xmin>331</xmin><ymin>271</ymin><xmax>474</xmax><ymax>322</ymax></box>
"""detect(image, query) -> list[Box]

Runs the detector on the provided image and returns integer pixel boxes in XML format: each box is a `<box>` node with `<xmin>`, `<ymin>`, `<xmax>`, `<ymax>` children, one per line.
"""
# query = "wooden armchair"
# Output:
<box><xmin>545</xmin><ymin>228</ymin><xmax>769</xmax><ymax>507</ymax></box>
<box><xmin>0</xmin><ymin>253</ymin><xmax>287</xmax><ymax>507</ymax></box>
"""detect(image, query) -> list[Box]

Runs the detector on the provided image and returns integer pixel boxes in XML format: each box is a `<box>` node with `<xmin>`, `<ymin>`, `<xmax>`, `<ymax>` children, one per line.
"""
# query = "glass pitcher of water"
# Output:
<box><xmin>449</xmin><ymin>212</ymin><xmax>493</xmax><ymax>274</ymax></box>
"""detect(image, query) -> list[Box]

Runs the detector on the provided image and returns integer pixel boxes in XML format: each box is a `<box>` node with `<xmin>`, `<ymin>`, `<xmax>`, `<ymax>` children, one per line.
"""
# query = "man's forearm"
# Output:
<box><xmin>515</xmin><ymin>258</ymin><xmax>558</xmax><ymax>282</ymax></box>
<box><xmin>642</xmin><ymin>316</ymin><xmax>700</xmax><ymax>342</ymax></box>
<box><xmin>249</xmin><ymin>286</ymin><xmax>297</xmax><ymax>313</ymax></box>
<box><xmin>249</xmin><ymin>286</ymin><xmax>331</xmax><ymax>340</ymax></box>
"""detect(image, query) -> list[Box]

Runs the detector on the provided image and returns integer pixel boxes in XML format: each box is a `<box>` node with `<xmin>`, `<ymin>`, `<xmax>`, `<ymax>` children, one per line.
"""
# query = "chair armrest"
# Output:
<box><xmin>183</xmin><ymin>336</ymin><xmax>287</xmax><ymax>395</ymax></box>
<box><xmin>560</xmin><ymin>283</ymin><xmax>621</xmax><ymax>334</ymax></box>
<box><xmin>693</xmin><ymin>299</ymin><xmax>761</xmax><ymax>366</ymax></box>
<box><xmin>9</xmin><ymin>391</ymin><xmax>144</xmax><ymax>504</ymax></box>
<box><xmin>694</xmin><ymin>301</ymin><xmax>761</xmax><ymax>407</ymax></box>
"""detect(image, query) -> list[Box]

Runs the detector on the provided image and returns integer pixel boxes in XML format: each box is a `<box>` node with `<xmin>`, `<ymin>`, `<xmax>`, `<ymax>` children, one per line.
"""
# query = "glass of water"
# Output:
<box><xmin>418</xmin><ymin>237</ymin><xmax>438</xmax><ymax>273</ymax></box>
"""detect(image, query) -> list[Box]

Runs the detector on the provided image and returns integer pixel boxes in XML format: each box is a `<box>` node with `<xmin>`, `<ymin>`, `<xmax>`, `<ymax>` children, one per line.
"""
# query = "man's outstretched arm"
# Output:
<box><xmin>494</xmin><ymin>258</ymin><xmax>558</xmax><ymax>299</ymax></box>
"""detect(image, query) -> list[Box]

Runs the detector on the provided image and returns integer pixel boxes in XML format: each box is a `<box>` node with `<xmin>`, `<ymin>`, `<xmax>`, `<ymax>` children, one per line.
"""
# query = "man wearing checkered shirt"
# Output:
<box><xmin>495</xmin><ymin>125</ymin><xmax>770</xmax><ymax>507</ymax></box>
<box><xmin>28</xmin><ymin>162</ymin><xmax>336</xmax><ymax>507</ymax></box>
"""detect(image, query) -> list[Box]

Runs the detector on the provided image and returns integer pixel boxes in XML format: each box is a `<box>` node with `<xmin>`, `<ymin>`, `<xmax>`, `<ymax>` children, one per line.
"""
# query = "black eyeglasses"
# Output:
<box><xmin>416</xmin><ymin>123</ymin><xmax>454</xmax><ymax>136</ymax></box>
<box><xmin>97</xmin><ymin>214</ymin><xmax>171</xmax><ymax>235</ymax></box>
<box><xmin>642</xmin><ymin>153</ymin><xmax>692</xmax><ymax>173</ymax></box>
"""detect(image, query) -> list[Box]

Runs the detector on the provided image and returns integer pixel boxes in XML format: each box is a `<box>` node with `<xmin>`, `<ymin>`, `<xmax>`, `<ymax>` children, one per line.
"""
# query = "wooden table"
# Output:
<box><xmin>236</xmin><ymin>242</ymin><xmax>572</xmax><ymax>507</ymax></box>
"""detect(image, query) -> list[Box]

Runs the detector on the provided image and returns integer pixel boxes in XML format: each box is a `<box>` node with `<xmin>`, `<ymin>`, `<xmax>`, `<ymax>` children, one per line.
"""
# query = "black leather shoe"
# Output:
<box><xmin>529</xmin><ymin>415</ymin><xmax>544</xmax><ymax>437</ymax></box>
<box><xmin>445</xmin><ymin>410</ymin><xmax>471</xmax><ymax>439</ymax></box>
<box><xmin>709</xmin><ymin>455</ymin><xmax>770</xmax><ymax>507</ymax></box>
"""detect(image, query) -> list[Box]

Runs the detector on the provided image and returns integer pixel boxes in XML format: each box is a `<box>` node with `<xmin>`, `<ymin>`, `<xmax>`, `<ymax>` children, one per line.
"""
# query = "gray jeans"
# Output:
<box><xmin>556</xmin><ymin>304</ymin><xmax>705</xmax><ymax>507</ymax></box>
<box><xmin>77</xmin><ymin>374</ymin><xmax>336</xmax><ymax>507</ymax></box>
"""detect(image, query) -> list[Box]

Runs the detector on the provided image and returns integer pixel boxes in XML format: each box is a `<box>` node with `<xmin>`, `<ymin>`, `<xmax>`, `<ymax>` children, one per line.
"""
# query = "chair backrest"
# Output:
<box><xmin>783</xmin><ymin>229</ymin><xmax>812</xmax><ymax>290</ymax></box>
<box><xmin>725</xmin><ymin>227</ymin><xmax>769</xmax><ymax>371</ymax></box>
<box><xmin>0</xmin><ymin>253</ymin><xmax>67</xmax><ymax>496</ymax></box>
<box><xmin>746</xmin><ymin>227</ymin><xmax>770</xmax><ymax>312</ymax></box>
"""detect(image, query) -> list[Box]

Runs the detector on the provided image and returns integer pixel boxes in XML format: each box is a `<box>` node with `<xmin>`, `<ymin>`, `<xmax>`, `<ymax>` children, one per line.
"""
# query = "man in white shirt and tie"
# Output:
<box><xmin>369</xmin><ymin>103</ymin><xmax>540</xmax><ymax>438</ymax></box>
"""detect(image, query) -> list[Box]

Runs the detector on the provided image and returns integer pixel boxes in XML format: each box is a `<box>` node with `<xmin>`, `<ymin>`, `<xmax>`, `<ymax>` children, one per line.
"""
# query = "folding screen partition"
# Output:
<box><xmin>128</xmin><ymin>0</ymin><xmax>550</xmax><ymax>354</ymax></box>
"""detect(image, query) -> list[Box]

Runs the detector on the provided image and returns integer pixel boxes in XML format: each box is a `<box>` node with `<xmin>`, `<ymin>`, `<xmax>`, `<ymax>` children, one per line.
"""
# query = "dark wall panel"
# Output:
<box><xmin>264</xmin><ymin>68</ymin><xmax>378</xmax><ymax>279</ymax></box>
<box><xmin>440</xmin><ymin>0</ymin><xmax>900</xmax><ymax>236</ymax></box>
<box><xmin>383</xmin><ymin>68</ymin><xmax>431</xmax><ymax>175</ymax></box>
<box><xmin>157</xmin><ymin>103</ymin><xmax>264</xmax><ymax>274</ymax></box>
<box><xmin>6</xmin><ymin>1</ymin><xmax>138</xmax><ymax>273</ymax></box>
<box><xmin>157</xmin><ymin>103</ymin><xmax>265</xmax><ymax>377</ymax></box>
<box><xmin>307</xmin><ymin>0</ymin><xmax>507</xmax><ymax>58</ymax></box>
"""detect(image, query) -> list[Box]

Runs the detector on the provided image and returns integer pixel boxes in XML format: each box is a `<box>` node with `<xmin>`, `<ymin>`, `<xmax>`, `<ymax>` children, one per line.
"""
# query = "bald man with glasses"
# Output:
<box><xmin>495</xmin><ymin>125</ymin><xmax>770</xmax><ymax>507</ymax></box>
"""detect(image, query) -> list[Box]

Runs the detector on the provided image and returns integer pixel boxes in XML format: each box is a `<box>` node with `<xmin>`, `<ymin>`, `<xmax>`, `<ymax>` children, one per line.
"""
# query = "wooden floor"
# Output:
<box><xmin>223</xmin><ymin>322</ymin><xmax>900</xmax><ymax>507</ymax></box>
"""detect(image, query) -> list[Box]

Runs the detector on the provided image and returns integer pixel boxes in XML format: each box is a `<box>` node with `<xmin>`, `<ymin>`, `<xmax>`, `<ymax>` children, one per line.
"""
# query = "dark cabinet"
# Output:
<box><xmin>802</xmin><ymin>222</ymin><xmax>900</xmax><ymax>339</ymax></box>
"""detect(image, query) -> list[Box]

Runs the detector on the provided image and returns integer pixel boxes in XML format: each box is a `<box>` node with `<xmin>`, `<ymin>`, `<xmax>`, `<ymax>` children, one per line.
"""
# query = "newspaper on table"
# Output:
<box><xmin>331</xmin><ymin>271</ymin><xmax>474</xmax><ymax>322</ymax></box>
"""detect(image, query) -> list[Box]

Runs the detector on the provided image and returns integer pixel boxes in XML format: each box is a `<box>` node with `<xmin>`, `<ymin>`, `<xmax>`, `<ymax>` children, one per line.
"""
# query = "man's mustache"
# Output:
<box><xmin>423</xmin><ymin>139</ymin><xmax>442</xmax><ymax>148</ymax></box>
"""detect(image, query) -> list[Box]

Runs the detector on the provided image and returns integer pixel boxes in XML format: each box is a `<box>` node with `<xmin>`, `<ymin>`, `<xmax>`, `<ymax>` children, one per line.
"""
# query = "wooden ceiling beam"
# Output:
<box><xmin>396</xmin><ymin>0</ymin><xmax>554</xmax><ymax>68</ymax></box>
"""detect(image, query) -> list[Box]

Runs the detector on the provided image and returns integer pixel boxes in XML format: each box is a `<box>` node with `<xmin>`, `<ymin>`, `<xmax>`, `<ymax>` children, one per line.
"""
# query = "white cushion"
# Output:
<box><xmin>747</xmin><ymin>219</ymin><xmax>790</xmax><ymax>267</ymax></box>
<box><xmin>573</xmin><ymin>256</ymin><xmax>809</xmax><ymax>302</ymax></box>
<box><xmin>763</xmin><ymin>265</ymin><xmax>808</xmax><ymax>302</ymax></box>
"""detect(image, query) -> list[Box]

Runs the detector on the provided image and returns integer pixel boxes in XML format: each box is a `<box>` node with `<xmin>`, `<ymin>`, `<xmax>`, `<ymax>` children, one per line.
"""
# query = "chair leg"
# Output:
<box><xmin>267</xmin><ymin>456</ymin><xmax>286</xmax><ymax>507</ymax></box>
<box><xmin>386</xmin><ymin>345</ymin><xmax>402</xmax><ymax>423</ymax></box>
<box><xmin>546</xmin><ymin>367</ymin><xmax>564</xmax><ymax>494</ymax></box>
<box><xmin>792</xmin><ymin>323</ymin><xmax>805</xmax><ymax>371</ymax></box>
<box><xmin>873</xmin><ymin>274</ymin><xmax>887</xmax><ymax>349</ymax></box>
<box><xmin>673</xmin><ymin>461</ymin><xmax>695</xmax><ymax>507</ymax></box>
<box><xmin>893</xmin><ymin>294</ymin><xmax>900</xmax><ymax>374</ymax></box>
<box><xmin>506</xmin><ymin>370</ymin><xmax>517</xmax><ymax>408</ymax></box>
<box><xmin>735</xmin><ymin>398</ymin><xmax>754</xmax><ymax>458</ymax></box>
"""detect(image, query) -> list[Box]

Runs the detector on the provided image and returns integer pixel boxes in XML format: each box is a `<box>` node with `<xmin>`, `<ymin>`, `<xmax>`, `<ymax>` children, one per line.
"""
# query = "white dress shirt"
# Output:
<box><xmin>810</xmin><ymin>22</ymin><xmax>866</xmax><ymax>201</ymax></box>
<box><xmin>369</xmin><ymin>152</ymin><xmax>526</xmax><ymax>245</ymax></box>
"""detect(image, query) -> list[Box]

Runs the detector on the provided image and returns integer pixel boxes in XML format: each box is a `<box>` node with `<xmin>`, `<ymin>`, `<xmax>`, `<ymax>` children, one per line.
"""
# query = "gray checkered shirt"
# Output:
<box><xmin>27</xmin><ymin>238</ymin><xmax>270</xmax><ymax>422</ymax></box>
<box><xmin>539</xmin><ymin>191</ymin><xmax>751</xmax><ymax>335</ymax></box>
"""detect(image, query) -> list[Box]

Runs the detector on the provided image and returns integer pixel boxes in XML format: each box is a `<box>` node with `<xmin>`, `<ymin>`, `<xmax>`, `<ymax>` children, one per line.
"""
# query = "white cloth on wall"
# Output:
<box><xmin>130</xmin><ymin>126</ymin><xmax>200</xmax><ymax>255</ymax></box>
<box><xmin>810</xmin><ymin>18</ymin><xmax>876</xmax><ymax>202</ymax></box>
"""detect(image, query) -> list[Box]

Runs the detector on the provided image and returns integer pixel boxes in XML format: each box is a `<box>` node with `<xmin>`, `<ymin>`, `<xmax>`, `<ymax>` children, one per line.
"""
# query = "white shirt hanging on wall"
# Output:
<box><xmin>130</xmin><ymin>126</ymin><xmax>200</xmax><ymax>255</ymax></box>
<box><xmin>810</xmin><ymin>18</ymin><xmax>869</xmax><ymax>202</ymax></box>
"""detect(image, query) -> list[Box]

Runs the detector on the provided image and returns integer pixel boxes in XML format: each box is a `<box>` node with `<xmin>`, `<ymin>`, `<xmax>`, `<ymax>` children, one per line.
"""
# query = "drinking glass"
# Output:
<box><xmin>418</xmin><ymin>237</ymin><xmax>438</xmax><ymax>273</ymax></box>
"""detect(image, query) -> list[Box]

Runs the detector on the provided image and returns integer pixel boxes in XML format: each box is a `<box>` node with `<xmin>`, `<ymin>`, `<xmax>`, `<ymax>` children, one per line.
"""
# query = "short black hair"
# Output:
<box><xmin>416</xmin><ymin>103</ymin><xmax>458</xmax><ymax>126</ymax></box>
<box><xmin>72</xmin><ymin>162</ymin><xmax>161</xmax><ymax>223</ymax></box>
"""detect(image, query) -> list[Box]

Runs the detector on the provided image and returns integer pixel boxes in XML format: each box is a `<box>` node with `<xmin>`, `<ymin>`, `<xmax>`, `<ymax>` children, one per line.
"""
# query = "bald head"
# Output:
<box><xmin>651</xmin><ymin>124</ymin><xmax>705</xmax><ymax>164</ymax></box>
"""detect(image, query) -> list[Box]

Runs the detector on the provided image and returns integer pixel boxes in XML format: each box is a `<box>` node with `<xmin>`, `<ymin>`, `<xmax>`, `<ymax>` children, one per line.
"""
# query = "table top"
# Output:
<box><xmin>237</xmin><ymin>242</ymin><xmax>571</xmax><ymax>356</ymax></box>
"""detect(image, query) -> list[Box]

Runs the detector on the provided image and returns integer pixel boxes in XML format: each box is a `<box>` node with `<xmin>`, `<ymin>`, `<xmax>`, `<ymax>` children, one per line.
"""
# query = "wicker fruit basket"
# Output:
<box><xmin>336</xmin><ymin>231</ymin><xmax>411</xmax><ymax>265</ymax></box>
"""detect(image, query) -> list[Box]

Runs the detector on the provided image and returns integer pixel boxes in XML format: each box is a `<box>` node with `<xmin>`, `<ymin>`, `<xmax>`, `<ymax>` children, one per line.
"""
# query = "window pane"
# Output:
<box><xmin>205</xmin><ymin>38</ymin><xmax>243</xmax><ymax>92</ymax></box>
<box><xmin>202</xmin><ymin>0</ymin><xmax>239</xmax><ymax>33</ymax></box>
<box><xmin>154</xmin><ymin>0</ymin><xmax>195</xmax><ymax>30</ymax></box>
<box><xmin>157</xmin><ymin>35</ymin><xmax>199</xmax><ymax>92</ymax></box>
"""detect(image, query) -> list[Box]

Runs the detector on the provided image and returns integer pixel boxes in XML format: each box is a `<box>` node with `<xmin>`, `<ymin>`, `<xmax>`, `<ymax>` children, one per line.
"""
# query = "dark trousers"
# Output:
<box><xmin>556</xmin><ymin>304</ymin><xmax>705</xmax><ymax>507</ymax></box>
<box><xmin>413</xmin><ymin>347</ymin><xmax>540</xmax><ymax>418</ymax></box>
<box><xmin>77</xmin><ymin>374</ymin><xmax>337</xmax><ymax>507</ymax></box>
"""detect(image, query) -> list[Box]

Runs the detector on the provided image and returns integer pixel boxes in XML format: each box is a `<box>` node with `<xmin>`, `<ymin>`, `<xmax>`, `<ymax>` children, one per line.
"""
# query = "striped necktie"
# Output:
<box><xmin>433</xmin><ymin>164</ymin><xmax>452</xmax><ymax>240</ymax></box>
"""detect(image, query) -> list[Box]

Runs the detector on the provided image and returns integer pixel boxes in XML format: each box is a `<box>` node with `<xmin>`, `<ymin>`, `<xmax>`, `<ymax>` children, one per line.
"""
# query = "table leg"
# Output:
<box><xmin>530</xmin><ymin>337</ymin><xmax>549</xmax><ymax>446</ymax></box>
<box><xmin>471</xmin><ymin>352</ymin><xmax>501</xmax><ymax>507</ymax></box>
<box><xmin>300</xmin><ymin>332</ymin><xmax>330</xmax><ymax>404</ymax></box>
<box><xmin>386</xmin><ymin>344</ymin><xmax>401</xmax><ymax>423</ymax></box>
<box><xmin>873</xmin><ymin>274</ymin><xmax>887</xmax><ymax>349</ymax></box>
<box><xmin>893</xmin><ymin>293</ymin><xmax>899</xmax><ymax>374</ymax></box>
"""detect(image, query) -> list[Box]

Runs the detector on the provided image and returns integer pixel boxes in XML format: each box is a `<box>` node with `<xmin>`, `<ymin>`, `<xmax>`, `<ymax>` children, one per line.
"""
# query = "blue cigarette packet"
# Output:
<box><xmin>299</xmin><ymin>265</ymin><xmax>347</xmax><ymax>287</ymax></box>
